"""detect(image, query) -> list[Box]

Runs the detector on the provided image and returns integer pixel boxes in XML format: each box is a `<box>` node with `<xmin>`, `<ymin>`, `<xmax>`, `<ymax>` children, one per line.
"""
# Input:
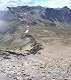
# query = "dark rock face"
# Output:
<box><xmin>45</xmin><ymin>6</ymin><xmax>71</xmax><ymax>23</ymax></box>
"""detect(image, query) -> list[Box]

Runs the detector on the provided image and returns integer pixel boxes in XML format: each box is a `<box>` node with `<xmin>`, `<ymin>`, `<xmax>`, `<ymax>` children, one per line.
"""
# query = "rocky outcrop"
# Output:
<box><xmin>0</xmin><ymin>34</ymin><xmax>43</xmax><ymax>59</ymax></box>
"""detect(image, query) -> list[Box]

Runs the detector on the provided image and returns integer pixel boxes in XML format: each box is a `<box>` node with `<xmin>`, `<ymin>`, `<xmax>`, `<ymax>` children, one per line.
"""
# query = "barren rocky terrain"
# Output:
<box><xmin>0</xmin><ymin>39</ymin><xmax>71</xmax><ymax>80</ymax></box>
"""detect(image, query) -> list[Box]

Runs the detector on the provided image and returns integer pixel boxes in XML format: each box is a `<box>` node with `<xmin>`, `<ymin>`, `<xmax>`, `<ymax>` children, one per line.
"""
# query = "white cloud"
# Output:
<box><xmin>47</xmin><ymin>0</ymin><xmax>71</xmax><ymax>8</ymax></box>
<box><xmin>0</xmin><ymin>0</ymin><xmax>71</xmax><ymax>10</ymax></box>
<box><xmin>29</xmin><ymin>0</ymin><xmax>71</xmax><ymax>8</ymax></box>
<box><xmin>0</xmin><ymin>0</ymin><xmax>32</xmax><ymax>10</ymax></box>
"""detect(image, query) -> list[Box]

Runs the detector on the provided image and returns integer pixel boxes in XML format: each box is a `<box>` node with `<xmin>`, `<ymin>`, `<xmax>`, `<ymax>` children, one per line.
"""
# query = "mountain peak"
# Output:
<box><xmin>62</xmin><ymin>6</ymin><xmax>70</xmax><ymax>10</ymax></box>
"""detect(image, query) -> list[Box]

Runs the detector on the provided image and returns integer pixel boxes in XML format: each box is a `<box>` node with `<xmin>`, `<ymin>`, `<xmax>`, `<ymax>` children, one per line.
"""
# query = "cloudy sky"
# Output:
<box><xmin>0</xmin><ymin>0</ymin><xmax>71</xmax><ymax>10</ymax></box>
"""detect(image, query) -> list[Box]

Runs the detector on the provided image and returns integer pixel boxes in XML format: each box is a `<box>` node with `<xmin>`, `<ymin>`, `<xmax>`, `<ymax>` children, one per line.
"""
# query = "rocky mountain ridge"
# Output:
<box><xmin>7</xmin><ymin>6</ymin><xmax>71</xmax><ymax>25</ymax></box>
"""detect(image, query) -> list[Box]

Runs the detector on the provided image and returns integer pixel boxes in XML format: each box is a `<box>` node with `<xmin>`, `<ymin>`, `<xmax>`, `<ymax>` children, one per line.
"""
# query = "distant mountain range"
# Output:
<box><xmin>6</xmin><ymin>6</ymin><xmax>71</xmax><ymax>25</ymax></box>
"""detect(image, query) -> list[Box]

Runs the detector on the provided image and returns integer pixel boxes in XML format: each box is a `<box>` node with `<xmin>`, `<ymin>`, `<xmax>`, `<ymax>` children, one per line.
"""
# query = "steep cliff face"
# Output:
<box><xmin>45</xmin><ymin>6</ymin><xmax>71</xmax><ymax>24</ymax></box>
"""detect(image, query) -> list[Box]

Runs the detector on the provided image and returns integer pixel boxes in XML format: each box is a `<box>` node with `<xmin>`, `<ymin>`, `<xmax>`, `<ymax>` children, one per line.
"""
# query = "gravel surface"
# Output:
<box><xmin>0</xmin><ymin>40</ymin><xmax>71</xmax><ymax>80</ymax></box>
